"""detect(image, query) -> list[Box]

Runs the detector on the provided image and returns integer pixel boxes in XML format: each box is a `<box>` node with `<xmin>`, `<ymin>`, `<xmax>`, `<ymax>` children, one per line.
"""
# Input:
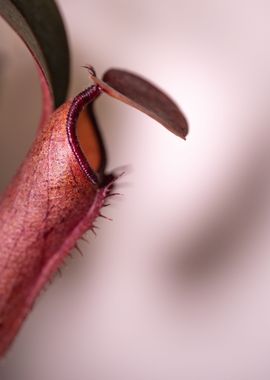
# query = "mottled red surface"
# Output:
<box><xmin>0</xmin><ymin>102</ymin><xmax>110</xmax><ymax>356</ymax></box>
<box><xmin>0</xmin><ymin>65</ymin><xmax>188</xmax><ymax>357</ymax></box>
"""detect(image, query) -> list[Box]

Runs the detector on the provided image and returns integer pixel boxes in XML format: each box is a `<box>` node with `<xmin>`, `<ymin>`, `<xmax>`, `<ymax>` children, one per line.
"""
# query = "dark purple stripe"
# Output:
<box><xmin>66</xmin><ymin>85</ymin><xmax>101</xmax><ymax>186</ymax></box>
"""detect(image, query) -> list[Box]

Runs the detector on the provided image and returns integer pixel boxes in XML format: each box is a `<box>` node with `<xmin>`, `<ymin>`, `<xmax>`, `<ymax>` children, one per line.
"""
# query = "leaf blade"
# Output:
<box><xmin>91</xmin><ymin>68</ymin><xmax>188</xmax><ymax>139</ymax></box>
<box><xmin>0</xmin><ymin>0</ymin><xmax>70</xmax><ymax>107</ymax></box>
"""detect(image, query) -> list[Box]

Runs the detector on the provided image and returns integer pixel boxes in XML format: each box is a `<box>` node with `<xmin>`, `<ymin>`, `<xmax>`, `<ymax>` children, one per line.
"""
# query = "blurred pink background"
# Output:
<box><xmin>1</xmin><ymin>0</ymin><xmax>270</xmax><ymax>379</ymax></box>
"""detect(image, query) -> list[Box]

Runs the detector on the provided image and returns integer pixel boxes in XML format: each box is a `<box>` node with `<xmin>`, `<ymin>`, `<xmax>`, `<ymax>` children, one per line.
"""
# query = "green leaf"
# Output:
<box><xmin>0</xmin><ymin>0</ymin><xmax>70</xmax><ymax>107</ymax></box>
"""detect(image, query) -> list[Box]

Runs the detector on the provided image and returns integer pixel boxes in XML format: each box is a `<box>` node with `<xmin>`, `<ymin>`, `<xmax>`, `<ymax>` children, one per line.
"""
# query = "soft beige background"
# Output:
<box><xmin>1</xmin><ymin>0</ymin><xmax>270</xmax><ymax>379</ymax></box>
